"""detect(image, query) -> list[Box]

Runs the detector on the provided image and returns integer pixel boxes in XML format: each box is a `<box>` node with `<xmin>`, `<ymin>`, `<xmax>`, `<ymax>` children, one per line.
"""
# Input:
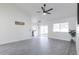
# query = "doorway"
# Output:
<box><xmin>32</xmin><ymin>25</ymin><xmax>38</xmax><ymax>37</ymax></box>
<box><xmin>40</xmin><ymin>25</ymin><xmax>48</xmax><ymax>37</ymax></box>
<box><xmin>32</xmin><ymin>25</ymin><xmax>48</xmax><ymax>38</ymax></box>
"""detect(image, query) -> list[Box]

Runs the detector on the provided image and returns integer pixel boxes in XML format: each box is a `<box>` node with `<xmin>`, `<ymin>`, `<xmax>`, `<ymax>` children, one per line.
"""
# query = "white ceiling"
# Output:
<box><xmin>15</xmin><ymin>3</ymin><xmax>77</xmax><ymax>20</ymax></box>
<box><xmin>0</xmin><ymin>3</ymin><xmax>77</xmax><ymax>24</ymax></box>
<box><xmin>0</xmin><ymin>3</ymin><xmax>76</xmax><ymax>21</ymax></box>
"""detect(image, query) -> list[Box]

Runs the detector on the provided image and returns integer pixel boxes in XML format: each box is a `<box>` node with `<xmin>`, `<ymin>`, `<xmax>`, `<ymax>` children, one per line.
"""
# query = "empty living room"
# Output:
<box><xmin>1</xmin><ymin>2</ymin><xmax>79</xmax><ymax>56</ymax></box>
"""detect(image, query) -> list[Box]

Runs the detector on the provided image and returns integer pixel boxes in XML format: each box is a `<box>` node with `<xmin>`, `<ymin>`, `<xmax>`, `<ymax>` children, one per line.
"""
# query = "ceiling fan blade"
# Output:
<box><xmin>46</xmin><ymin>8</ymin><xmax>53</xmax><ymax>12</ymax></box>
<box><xmin>36</xmin><ymin>11</ymin><xmax>41</xmax><ymax>13</ymax></box>
<box><xmin>41</xmin><ymin>7</ymin><xmax>45</xmax><ymax>12</ymax></box>
<box><xmin>47</xmin><ymin>12</ymin><xmax>51</xmax><ymax>14</ymax></box>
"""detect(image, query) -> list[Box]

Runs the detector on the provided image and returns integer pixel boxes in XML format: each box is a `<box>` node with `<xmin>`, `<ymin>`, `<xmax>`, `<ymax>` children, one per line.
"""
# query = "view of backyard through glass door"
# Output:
<box><xmin>40</xmin><ymin>25</ymin><xmax>48</xmax><ymax>37</ymax></box>
<box><xmin>32</xmin><ymin>25</ymin><xmax>48</xmax><ymax>38</ymax></box>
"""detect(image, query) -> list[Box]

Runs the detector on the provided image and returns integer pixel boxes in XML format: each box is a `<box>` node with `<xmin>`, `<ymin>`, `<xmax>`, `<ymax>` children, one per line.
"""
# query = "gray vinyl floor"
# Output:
<box><xmin>0</xmin><ymin>37</ymin><xmax>77</xmax><ymax>55</ymax></box>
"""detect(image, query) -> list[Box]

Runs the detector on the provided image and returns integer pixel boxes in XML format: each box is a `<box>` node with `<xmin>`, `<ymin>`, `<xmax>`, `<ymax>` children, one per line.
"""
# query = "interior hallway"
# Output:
<box><xmin>0</xmin><ymin>37</ymin><xmax>76</xmax><ymax>55</ymax></box>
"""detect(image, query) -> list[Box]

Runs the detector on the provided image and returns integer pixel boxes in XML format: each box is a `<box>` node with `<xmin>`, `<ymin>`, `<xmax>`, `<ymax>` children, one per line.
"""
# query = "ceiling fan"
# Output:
<box><xmin>37</xmin><ymin>4</ymin><xmax>53</xmax><ymax>15</ymax></box>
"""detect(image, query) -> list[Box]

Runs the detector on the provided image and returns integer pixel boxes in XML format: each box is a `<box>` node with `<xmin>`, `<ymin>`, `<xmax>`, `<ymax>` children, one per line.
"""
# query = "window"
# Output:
<box><xmin>53</xmin><ymin>22</ymin><xmax>69</xmax><ymax>32</ymax></box>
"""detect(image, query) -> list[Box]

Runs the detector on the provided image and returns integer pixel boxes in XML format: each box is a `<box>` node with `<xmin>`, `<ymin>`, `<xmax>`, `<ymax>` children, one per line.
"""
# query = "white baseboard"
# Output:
<box><xmin>0</xmin><ymin>38</ymin><xmax>32</xmax><ymax>45</ymax></box>
<box><xmin>48</xmin><ymin>37</ymin><xmax>70</xmax><ymax>41</ymax></box>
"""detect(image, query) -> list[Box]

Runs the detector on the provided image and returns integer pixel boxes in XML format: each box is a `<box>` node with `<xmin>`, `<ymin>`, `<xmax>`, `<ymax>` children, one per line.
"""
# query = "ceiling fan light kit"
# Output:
<box><xmin>43</xmin><ymin>13</ymin><xmax>47</xmax><ymax>15</ymax></box>
<box><xmin>37</xmin><ymin>4</ymin><xmax>53</xmax><ymax>15</ymax></box>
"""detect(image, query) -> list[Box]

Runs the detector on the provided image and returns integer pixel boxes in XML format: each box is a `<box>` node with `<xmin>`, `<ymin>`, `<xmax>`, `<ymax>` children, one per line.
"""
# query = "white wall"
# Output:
<box><xmin>0</xmin><ymin>4</ymin><xmax>32</xmax><ymax>45</ymax></box>
<box><xmin>33</xmin><ymin>14</ymin><xmax>77</xmax><ymax>41</ymax></box>
<box><xmin>48</xmin><ymin>16</ymin><xmax>77</xmax><ymax>41</ymax></box>
<box><xmin>34</xmin><ymin>15</ymin><xmax>77</xmax><ymax>41</ymax></box>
